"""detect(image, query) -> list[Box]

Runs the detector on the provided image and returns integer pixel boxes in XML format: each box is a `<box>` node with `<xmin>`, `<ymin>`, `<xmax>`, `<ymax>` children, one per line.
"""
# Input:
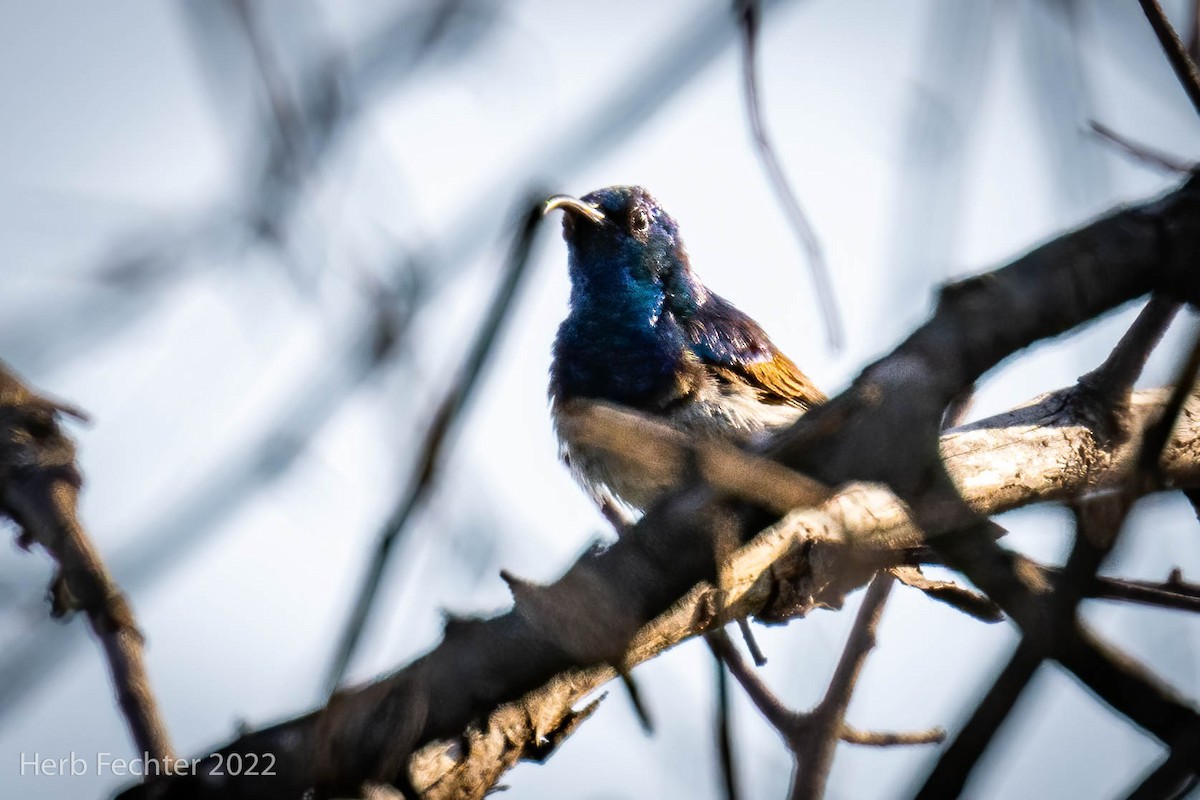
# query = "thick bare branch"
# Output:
<box><xmin>117</xmin><ymin>379</ymin><xmax>1200</xmax><ymax>800</ymax></box>
<box><xmin>119</xmin><ymin>179</ymin><xmax>1200</xmax><ymax>799</ymax></box>
<box><xmin>915</xmin><ymin>639</ymin><xmax>1042</xmax><ymax>799</ymax></box>
<box><xmin>1076</xmin><ymin>293</ymin><xmax>1180</xmax><ymax>425</ymax></box>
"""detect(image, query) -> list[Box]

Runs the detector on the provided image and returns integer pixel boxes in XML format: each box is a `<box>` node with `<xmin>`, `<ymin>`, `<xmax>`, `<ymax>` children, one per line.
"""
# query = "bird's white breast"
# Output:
<box><xmin>552</xmin><ymin>377</ymin><xmax>804</xmax><ymax>514</ymax></box>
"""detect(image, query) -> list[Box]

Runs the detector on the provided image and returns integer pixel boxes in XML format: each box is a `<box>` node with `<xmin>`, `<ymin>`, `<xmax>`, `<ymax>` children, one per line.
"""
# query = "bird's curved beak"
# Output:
<box><xmin>543</xmin><ymin>195</ymin><xmax>606</xmax><ymax>224</ymax></box>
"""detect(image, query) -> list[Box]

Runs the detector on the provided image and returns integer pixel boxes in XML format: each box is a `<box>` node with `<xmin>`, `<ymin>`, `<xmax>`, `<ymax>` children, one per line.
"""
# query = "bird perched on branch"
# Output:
<box><xmin>545</xmin><ymin>185</ymin><xmax>824</xmax><ymax>518</ymax></box>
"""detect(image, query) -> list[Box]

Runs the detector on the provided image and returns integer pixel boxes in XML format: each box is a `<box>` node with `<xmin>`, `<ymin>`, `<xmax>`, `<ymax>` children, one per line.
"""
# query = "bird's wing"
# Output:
<box><xmin>683</xmin><ymin>293</ymin><xmax>826</xmax><ymax>409</ymax></box>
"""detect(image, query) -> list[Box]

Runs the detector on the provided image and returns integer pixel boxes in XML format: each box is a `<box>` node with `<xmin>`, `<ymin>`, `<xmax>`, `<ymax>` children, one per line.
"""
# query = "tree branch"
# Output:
<box><xmin>1138</xmin><ymin>0</ymin><xmax>1200</xmax><ymax>119</ymax></box>
<box><xmin>1088</xmin><ymin>121</ymin><xmax>1193</xmax><ymax>174</ymax></box>
<box><xmin>711</xmin><ymin>573</ymin><xmax>939</xmax><ymax>800</ymax></box>
<box><xmin>914</xmin><ymin>638</ymin><xmax>1041</xmax><ymax>799</ymax></box>
<box><xmin>118</xmin><ymin>178</ymin><xmax>1200</xmax><ymax>799</ymax></box>
<box><xmin>838</xmin><ymin>725</ymin><xmax>945</xmax><ymax>747</ymax></box>
<box><xmin>789</xmin><ymin>572</ymin><xmax>896</xmax><ymax>800</ymax></box>
<box><xmin>733</xmin><ymin>0</ymin><xmax>843</xmax><ymax>350</ymax></box>
<box><xmin>0</xmin><ymin>366</ymin><xmax>175</xmax><ymax>768</ymax></box>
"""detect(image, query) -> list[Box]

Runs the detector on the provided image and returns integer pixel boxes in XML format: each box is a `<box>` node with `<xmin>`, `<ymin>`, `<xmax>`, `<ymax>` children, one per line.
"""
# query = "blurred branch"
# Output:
<box><xmin>1089</xmin><ymin>121</ymin><xmax>1193</xmax><ymax>174</ymax></box>
<box><xmin>4</xmin><ymin>0</ymin><xmax>487</xmax><ymax>372</ymax></box>
<box><xmin>228</xmin><ymin>0</ymin><xmax>303</xmax><ymax>164</ymax></box>
<box><xmin>1138</xmin><ymin>0</ymin><xmax>1200</xmax><ymax>118</ymax></box>
<box><xmin>712</xmin><ymin>642</ymin><xmax>741</xmax><ymax>800</ymax></box>
<box><xmin>1191</xmin><ymin>0</ymin><xmax>1200</xmax><ymax>64</ymax></box>
<box><xmin>882</xmin><ymin>1</ymin><xmax>994</xmax><ymax>340</ymax></box>
<box><xmin>0</xmin><ymin>365</ymin><xmax>174</xmax><ymax>766</ymax></box>
<box><xmin>732</xmin><ymin>0</ymin><xmax>843</xmax><ymax>351</ymax></box>
<box><xmin>1124</xmin><ymin>735</ymin><xmax>1200</xmax><ymax>800</ymax></box>
<box><xmin>914</xmin><ymin>638</ymin><xmax>1042</xmax><ymax>799</ymax></box>
<box><xmin>1019</xmin><ymin>0</ymin><xmax>1109</xmax><ymax>211</ymax></box>
<box><xmin>325</xmin><ymin>194</ymin><xmax>546</xmax><ymax>695</ymax></box>
<box><xmin>0</xmin><ymin>302</ymin><xmax>408</xmax><ymax>724</ymax></box>
<box><xmin>917</xmin><ymin>492</ymin><xmax>1135</xmax><ymax>798</ymax></box>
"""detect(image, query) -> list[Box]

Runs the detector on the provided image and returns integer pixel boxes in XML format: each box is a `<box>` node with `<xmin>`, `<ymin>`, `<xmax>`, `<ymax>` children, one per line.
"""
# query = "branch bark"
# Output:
<box><xmin>118</xmin><ymin>177</ymin><xmax>1200</xmax><ymax>799</ymax></box>
<box><xmin>120</xmin><ymin>381</ymin><xmax>1200</xmax><ymax>800</ymax></box>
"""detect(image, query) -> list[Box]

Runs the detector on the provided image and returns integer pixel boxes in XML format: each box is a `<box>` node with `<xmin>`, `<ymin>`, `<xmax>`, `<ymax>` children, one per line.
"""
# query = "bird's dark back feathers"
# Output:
<box><xmin>682</xmin><ymin>291</ymin><xmax>825</xmax><ymax>409</ymax></box>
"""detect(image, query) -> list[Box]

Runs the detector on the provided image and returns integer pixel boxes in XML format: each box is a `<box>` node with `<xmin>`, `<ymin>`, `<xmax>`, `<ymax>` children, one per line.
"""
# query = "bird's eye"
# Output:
<box><xmin>629</xmin><ymin>206</ymin><xmax>650</xmax><ymax>235</ymax></box>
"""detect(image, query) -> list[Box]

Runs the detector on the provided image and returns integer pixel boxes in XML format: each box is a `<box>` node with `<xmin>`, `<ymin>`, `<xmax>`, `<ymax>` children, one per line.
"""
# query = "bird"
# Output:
<box><xmin>544</xmin><ymin>185</ymin><xmax>825</xmax><ymax>518</ymax></box>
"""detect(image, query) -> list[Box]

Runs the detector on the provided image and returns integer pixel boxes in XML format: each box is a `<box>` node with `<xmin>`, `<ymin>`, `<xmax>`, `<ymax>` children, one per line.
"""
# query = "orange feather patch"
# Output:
<box><xmin>737</xmin><ymin>351</ymin><xmax>826</xmax><ymax>409</ymax></box>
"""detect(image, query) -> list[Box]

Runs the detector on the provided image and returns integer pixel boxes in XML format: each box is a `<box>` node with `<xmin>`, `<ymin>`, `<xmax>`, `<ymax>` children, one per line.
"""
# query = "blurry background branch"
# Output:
<box><xmin>1139</xmin><ymin>0</ymin><xmax>1200</xmax><ymax>117</ymax></box>
<box><xmin>324</xmin><ymin>194</ymin><xmax>546</xmax><ymax>695</ymax></box>
<box><xmin>0</xmin><ymin>365</ymin><xmax>174</xmax><ymax>767</ymax></box>
<box><xmin>733</xmin><ymin>0</ymin><xmax>842</xmax><ymax>351</ymax></box>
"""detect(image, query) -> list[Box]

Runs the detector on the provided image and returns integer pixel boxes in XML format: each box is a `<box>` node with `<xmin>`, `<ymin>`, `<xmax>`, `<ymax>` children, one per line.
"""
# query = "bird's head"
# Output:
<box><xmin>544</xmin><ymin>186</ymin><xmax>708</xmax><ymax>319</ymax></box>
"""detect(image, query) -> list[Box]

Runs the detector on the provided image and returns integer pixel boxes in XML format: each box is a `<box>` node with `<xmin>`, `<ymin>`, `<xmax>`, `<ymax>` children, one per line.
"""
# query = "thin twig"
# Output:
<box><xmin>1138</xmin><ymin>0</ymin><xmax>1200</xmax><ymax>118</ymax></box>
<box><xmin>913</xmin><ymin>548</ymin><xmax>1200</xmax><ymax>615</ymax></box>
<box><xmin>839</xmin><ymin>725</ymin><xmax>944</xmax><ymax>747</ymax></box>
<box><xmin>1088</xmin><ymin>122</ymin><xmax>1193</xmax><ymax>174</ymax></box>
<box><xmin>324</xmin><ymin>194</ymin><xmax>546</xmax><ymax>694</ymax></box>
<box><xmin>736</xmin><ymin>617</ymin><xmax>767</xmax><ymax>666</ymax></box>
<box><xmin>1033</xmin><ymin>561</ymin><xmax>1200</xmax><ymax>614</ymax></box>
<box><xmin>1089</xmin><ymin>572</ymin><xmax>1200</xmax><ymax>613</ymax></box>
<box><xmin>712</xmin><ymin>647</ymin><xmax>741</xmax><ymax>800</ymax></box>
<box><xmin>790</xmin><ymin>572</ymin><xmax>895</xmax><ymax>800</ymax></box>
<box><xmin>733</xmin><ymin>0</ymin><xmax>843</xmax><ymax>351</ymax></box>
<box><xmin>707</xmin><ymin>628</ymin><xmax>795</xmax><ymax>734</ymax></box>
<box><xmin>710</xmin><ymin>577</ymin><xmax>923</xmax><ymax>800</ymax></box>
